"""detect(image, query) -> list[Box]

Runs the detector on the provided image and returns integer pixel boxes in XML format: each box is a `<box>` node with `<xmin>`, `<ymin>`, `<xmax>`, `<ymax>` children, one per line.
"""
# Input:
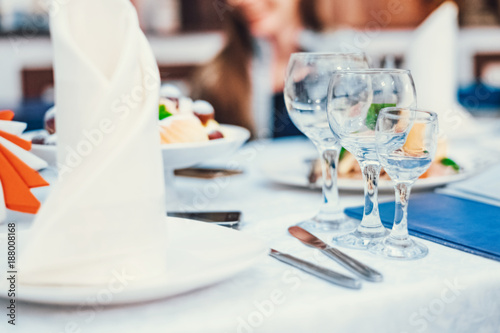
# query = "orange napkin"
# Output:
<box><xmin>0</xmin><ymin>144</ymin><xmax>48</xmax><ymax>189</ymax></box>
<box><xmin>0</xmin><ymin>112</ymin><xmax>49</xmax><ymax>214</ymax></box>
<box><xmin>0</xmin><ymin>110</ymin><xmax>14</xmax><ymax>121</ymax></box>
<box><xmin>0</xmin><ymin>147</ymin><xmax>42</xmax><ymax>214</ymax></box>
<box><xmin>0</xmin><ymin>130</ymin><xmax>32</xmax><ymax>150</ymax></box>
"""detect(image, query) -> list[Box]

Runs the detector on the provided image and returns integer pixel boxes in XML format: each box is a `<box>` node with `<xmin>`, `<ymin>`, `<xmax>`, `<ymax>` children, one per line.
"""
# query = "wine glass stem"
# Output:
<box><xmin>316</xmin><ymin>144</ymin><xmax>342</xmax><ymax>217</ymax></box>
<box><xmin>390</xmin><ymin>182</ymin><xmax>413</xmax><ymax>240</ymax></box>
<box><xmin>360</xmin><ymin>161</ymin><xmax>382</xmax><ymax>228</ymax></box>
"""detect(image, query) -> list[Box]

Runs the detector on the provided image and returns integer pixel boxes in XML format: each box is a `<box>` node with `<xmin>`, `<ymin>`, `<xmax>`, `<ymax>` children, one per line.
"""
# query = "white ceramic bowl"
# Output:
<box><xmin>160</xmin><ymin>124</ymin><xmax>250</xmax><ymax>170</ymax></box>
<box><xmin>27</xmin><ymin>124</ymin><xmax>251</xmax><ymax>170</ymax></box>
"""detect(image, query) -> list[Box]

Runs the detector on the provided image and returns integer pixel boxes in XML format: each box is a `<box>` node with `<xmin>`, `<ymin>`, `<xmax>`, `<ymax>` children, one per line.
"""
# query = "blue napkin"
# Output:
<box><xmin>344</xmin><ymin>193</ymin><xmax>500</xmax><ymax>261</ymax></box>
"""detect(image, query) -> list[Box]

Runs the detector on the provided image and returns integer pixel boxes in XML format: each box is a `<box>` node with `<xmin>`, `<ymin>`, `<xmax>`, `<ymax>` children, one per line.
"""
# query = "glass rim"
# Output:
<box><xmin>379</xmin><ymin>107</ymin><xmax>438</xmax><ymax>122</ymax></box>
<box><xmin>333</xmin><ymin>68</ymin><xmax>411</xmax><ymax>75</ymax></box>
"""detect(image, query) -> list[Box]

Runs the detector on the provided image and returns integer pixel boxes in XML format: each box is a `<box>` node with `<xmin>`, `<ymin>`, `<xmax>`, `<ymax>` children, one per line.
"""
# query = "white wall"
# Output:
<box><xmin>0</xmin><ymin>32</ymin><xmax>224</xmax><ymax>104</ymax></box>
<box><xmin>457</xmin><ymin>27</ymin><xmax>500</xmax><ymax>85</ymax></box>
<box><xmin>0</xmin><ymin>28</ymin><xmax>499</xmax><ymax>104</ymax></box>
<box><xmin>0</xmin><ymin>35</ymin><xmax>54</xmax><ymax>104</ymax></box>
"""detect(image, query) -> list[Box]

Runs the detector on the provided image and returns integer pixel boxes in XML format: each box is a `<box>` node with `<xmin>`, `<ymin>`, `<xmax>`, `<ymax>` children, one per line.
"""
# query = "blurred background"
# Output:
<box><xmin>1</xmin><ymin>0</ymin><xmax>500</xmax><ymax>131</ymax></box>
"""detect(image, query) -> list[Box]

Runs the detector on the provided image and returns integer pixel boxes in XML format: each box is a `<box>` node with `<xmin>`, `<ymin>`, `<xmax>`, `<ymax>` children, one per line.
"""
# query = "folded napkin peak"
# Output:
<box><xmin>406</xmin><ymin>1</ymin><xmax>478</xmax><ymax>138</ymax></box>
<box><xmin>19</xmin><ymin>0</ymin><xmax>168</xmax><ymax>286</ymax></box>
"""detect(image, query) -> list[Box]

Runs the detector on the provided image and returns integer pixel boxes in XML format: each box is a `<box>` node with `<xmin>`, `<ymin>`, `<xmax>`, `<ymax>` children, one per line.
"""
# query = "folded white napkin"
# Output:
<box><xmin>0</xmin><ymin>136</ymin><xmax>47</xmax><ymax>171</ymax></box>
<box><xmin>0</xmin><ymin>120</ymin><xmax>27</xmax><ymax>135</ymax></box>
<box><xmin>19</xmin><ymin>0</ymin><xmax>168</xmax><ymax>286</ymax></box>
<box><xmin>406</xmin><ymin>1</ymin><xmax>478</xmax><ymax>138</ymax></box>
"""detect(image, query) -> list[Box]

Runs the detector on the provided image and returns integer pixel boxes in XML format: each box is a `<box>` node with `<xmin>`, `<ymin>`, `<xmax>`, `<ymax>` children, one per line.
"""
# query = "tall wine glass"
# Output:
<box><xmin>327</xmin><ymin>69</ymin><xmax>417</xmax><ymax>248</ymax></box>
<box><xmin>284</xmin><ymin>52</ymin><xmax>369</xmax><ymax>232</ymax></box>
<box><xmin>369</xmin><ymin>108</ymin><xmax>438</xmax><ymax>259</ymax></box>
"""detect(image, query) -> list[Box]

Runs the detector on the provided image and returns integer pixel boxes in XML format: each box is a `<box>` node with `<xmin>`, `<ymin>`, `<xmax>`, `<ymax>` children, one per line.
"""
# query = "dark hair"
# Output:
<box><xmin>299</xmin><ymin>0</ymin><xmax>324</xmax><ymax>31</ymax></box>
<box><xmin>190</xmin><ymin>8</ymin><xmax>255</xmax><ymax>131</ymax></box>
<box><xmin>191</xmin><ymin>0</ymin><xmax>322</xmax><ymax>136</ymax></box>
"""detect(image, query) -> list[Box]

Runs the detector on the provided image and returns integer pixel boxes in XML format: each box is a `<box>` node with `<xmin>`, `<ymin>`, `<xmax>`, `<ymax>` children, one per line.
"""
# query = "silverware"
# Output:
<box><xmin>269</xmin><ymin>249</ymin><xmax>361</xmax><ymax>289</ymax></box>
<box><xmin>174</xmin><ymin>167</ymin><xmax>243</xmax><ymax>179</ymax></box>
<box><xmin>288</xmin><ymin>226</ymin><xmax>383</xmax><ymax>282</ymax></box>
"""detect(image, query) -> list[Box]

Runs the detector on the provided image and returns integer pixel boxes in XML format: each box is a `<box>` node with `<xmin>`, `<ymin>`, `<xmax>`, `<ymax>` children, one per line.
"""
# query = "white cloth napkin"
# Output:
<box><xmin>0</xmin><ymin>136</ymin><xmax>47</xmax><ymax>171</ymax></box>
<box><xmin>437</xmin><ymin>163</ymin><xmax>500</xmax><ymax>207</ymax></box>
<box><xmin>406</xmin><ymin>1</ymin><xmax>478</xmax><ymax>138</ymax></box>
<box><xmin>19</xmin><ymin>0</ymin><xmax>168</xmax><ymax>286</ymax></box>
<box><xmin>0</xmin><ymin>120</ymin><xmax>26</xmax><ymax>135</ymax></box>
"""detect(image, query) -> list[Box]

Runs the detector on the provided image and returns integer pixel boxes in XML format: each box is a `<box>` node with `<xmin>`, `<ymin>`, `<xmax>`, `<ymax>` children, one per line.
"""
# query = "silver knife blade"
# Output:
<box><xmin>269</xmin><ymin>249</ymin><xmax>362</xmax><ymax>289</ymax></box>
<box><xmin>288</xmin><ymin>226</ymin><xmax>383</xmax><ymax>282</ymax></box>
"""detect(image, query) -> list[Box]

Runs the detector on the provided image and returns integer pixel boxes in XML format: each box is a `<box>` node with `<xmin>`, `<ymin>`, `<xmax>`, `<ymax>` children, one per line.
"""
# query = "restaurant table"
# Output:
<box><xmin>2</xmin><ymin>119</ymin><xmax>500</xmax><ymax>333</ymax></box>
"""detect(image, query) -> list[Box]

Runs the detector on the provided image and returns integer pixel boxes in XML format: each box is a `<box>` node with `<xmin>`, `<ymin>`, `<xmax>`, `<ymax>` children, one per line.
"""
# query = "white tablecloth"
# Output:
<box><xmin>2</xmin><ymin>119</ymin><xmax>500</xmax><ymax>333</ymax></box>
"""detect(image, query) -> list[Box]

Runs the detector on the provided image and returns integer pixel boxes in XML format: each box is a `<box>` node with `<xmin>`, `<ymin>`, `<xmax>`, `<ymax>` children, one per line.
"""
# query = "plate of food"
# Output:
<box><xmin>25</xmin><ymin>85</ymin><xmax>251</xmax><ymax>171</ymax></box>
<box><xmin>260</xmin><ymin>139</ymin><xmax>475</xmax><ymax>192</ymax></box>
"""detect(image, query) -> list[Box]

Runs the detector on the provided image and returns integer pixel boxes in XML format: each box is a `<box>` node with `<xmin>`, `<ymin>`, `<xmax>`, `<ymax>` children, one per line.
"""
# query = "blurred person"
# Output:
<box><xmin>191</xmin><ymin>0</ymin><xmax>355</xmax><ymax>138</ymax></box>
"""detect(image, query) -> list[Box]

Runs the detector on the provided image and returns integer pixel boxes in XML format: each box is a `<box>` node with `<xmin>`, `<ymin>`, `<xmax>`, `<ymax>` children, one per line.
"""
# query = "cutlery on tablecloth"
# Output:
<box><xmin>269</xmin><ymin>249</ymin><xmax>362</xmax><ymax>289</ymax></box>
<box><xmin>167</xmin><ymin>211</ymin><xmax>241</xmax><ymax>228</ymax></box>
<box><xmin>288</xmin><ymin>226</ymin><xmax>383</xmax><ymax>282</ymax></box>
<box><xmin>174</xmin><ymin>167</ymin><xmax>243</xmax><ymax>179</ymax></box>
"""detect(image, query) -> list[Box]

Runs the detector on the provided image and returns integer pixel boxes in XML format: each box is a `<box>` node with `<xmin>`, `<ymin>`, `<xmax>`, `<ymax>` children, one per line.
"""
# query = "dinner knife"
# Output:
<box><xmin>288</xmin><ymin>226</ymin><xmax>383</xmax><ymax>282</ymax></box>
<box><xmin>269</xmin><ymin>249</ymin><xmax>362</xmax><ymax>289</ymax></box>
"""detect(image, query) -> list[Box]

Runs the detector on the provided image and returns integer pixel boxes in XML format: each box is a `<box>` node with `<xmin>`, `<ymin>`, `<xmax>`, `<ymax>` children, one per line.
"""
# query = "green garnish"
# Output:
<box><xmin>440</xmin><ymin>158</ymin><xmax>460</xmax><ymax>172</ymax></box>
<box><xmin>366</xmin><ymin>103</ymin><xmax>396</xmax><ymax>130</ymax></box>
<box><xmin>339</xmin><ymin>147</ymin><xmax>347</xmax><ymax>161</ymax></box>
<box><xmin>159</xmin><ymin>104</ymin><xmax>172</xmax><ymax>120</ymax></box>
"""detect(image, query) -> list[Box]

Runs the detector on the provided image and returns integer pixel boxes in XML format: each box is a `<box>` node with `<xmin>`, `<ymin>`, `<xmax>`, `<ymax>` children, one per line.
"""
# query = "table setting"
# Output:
<box><xmin>1</xmin><ymin>0</ymin><xmax>500</xmax><ymax>332</ymax></box>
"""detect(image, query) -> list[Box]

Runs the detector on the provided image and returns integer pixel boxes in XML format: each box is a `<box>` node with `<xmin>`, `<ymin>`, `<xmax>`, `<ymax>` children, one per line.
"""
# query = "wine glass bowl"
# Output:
<box><xmin>328</xmin><ymin>69</ymin><xmax>417</xmax><ymax>160</ymax></box>
<box><xmin>326</xmin><ymin>69</ymin><xmax>417</xmax><ymax>248</ymax></box>
<box><xmin>369</xmin><ymin>108</ymin><xmax>439</xmax><ymax>260</ymax></box>
<box><xmin>284</xmin><ymin>52</ymin><xmax>369</xmax><ymax>232</ymax></box>
<box><xmin>376</xmin><ymin>109</ymin><xmax>437</xmax><ymax>182</ymax></box>
<box><xmin>286</xmin><ymin>53</ymin><xmax>370</xmax><ymax>146</ymax></box>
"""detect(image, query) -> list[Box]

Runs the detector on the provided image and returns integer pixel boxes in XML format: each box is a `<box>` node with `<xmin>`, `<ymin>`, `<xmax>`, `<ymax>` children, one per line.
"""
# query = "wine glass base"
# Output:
<box><xmin>368</xmin><ymin>236</ymin><xmax>428</xmax><ymax>260</ymax></box>
<box><xmin>331</xmin><ymin>227</ymin><xmax>389</xmax><ymax>249</ymax></box>
<box><xmin>296</xmin><ymin>214</ymin><xmax>358</xmax><ymax>233</ymax></box>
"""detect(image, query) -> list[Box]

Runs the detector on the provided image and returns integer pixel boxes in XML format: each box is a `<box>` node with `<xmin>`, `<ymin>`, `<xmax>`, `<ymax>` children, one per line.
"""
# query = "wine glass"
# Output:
<box><xmin>369</xmin><ymin>108</ymin><xmax>438</xmax><ymax>259</ymax></box>
<box><xmin>284</xmin><ymin>52</ymin><xmax>369</xmax><ymax>232</ymax></box>
<box><xmin>327</xmin><ymin>69</ymin><xmax>417</xmax><ymax>248</ymax></box>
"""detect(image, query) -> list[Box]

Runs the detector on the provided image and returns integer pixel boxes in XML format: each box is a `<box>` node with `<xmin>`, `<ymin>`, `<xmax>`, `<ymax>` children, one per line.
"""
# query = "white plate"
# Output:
<box><xmin>0</xmin><ymin>217</ymin><xmax>267</xmax><ymax>306</ymax></box>
<box><xmin>260</xmin><ymin>155</ymin><xmax>472</xmax><ymax>192</ymax></box>
<box><xmin>26</xmin><ymin>124</ymin><xmax>251</xmax><ymax>170</ymax></box>
<box><xmin>160</xmin><ymin>124</ymin><xmax>250</xmax><ymax>170</ymax></box>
